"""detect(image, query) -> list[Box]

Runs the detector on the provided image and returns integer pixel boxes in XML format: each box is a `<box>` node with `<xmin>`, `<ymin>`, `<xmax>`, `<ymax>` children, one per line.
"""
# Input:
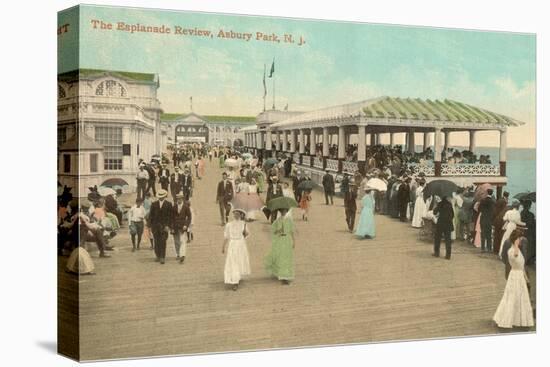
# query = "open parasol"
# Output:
<box><xmin>267</xmin><ymin>196</ymin><xmax>298</xmax><ymax>211</ymax></box>
<box><xmin>263</xmin><ymin>158</ymin><xmax>279</xmax><ymax>168</ymax></box>
<box><xmin>224</xmin><ymin>158</ymin><xmax>240</xmax><ymax>168</ymax></box>
<box><xmin>231</xmin><ymin>192</ymin><xmax>264</xmax><ymax>212</ymax></box>
<box><xmin>514</xmin><ymin>191</ymin><xmax>536</xmax><ymax>202</ymax></box>
<box><xmin>297</xmin><ymin>180</ymin><xmax>316</xmax><ymax>191</ymax></box>
<box><xmin>423</xmin><ymin>179</ymin><xmax>459</xmax><ymax>201</ymax></box>
<box><xmin>366</xmin><ymin>178</ymin><xmax>387</xmax><ymax>192</ymax></box>
<box><xmin>98</xmin><ymin>187</ymin><xmax>117</xmax><ymax>197</ymax></box>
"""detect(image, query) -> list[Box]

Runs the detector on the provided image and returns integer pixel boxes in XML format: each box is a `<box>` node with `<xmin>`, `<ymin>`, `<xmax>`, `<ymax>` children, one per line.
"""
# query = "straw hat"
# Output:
<box><xmin>157</xmin><ymin>189</ymin><xmax>168</xmax><ymax>199</ymax></box>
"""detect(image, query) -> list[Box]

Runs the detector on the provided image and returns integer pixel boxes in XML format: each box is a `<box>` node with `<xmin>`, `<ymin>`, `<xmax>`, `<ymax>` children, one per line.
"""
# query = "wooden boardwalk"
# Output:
<box><xmin>58</xmin><ymin>159</ymin><xmax>536</xmax><ymax>361</ymax></box>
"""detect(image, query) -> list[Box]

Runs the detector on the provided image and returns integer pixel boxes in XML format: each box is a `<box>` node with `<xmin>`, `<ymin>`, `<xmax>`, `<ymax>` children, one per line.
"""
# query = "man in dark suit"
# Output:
<box><xmin>344</xmin><ymin>182</ymin><xmax>358</xmax><ymax>232</ymax></box>
<box><xmin>292</xmin><ymin>171</ymin><xmax>302</xmax><ymax>201</ymax></box>
<box><xmin>216</xmin><ymin>172</ymin><xmax>234</xmax><ymax>225</ymax></box>
<box><xmin>145</xmin><ymin>163</ymin><xmax>157</xmax><ymax>197</ymax></box>
<box><xmin>149</xmin><ymin>189</ymin><xmax>173</xmax><ymax>264</ymax></box>
<box><xmin>479</xmin><ymin>188</ymin><xmax>496</xmax><ymax>252</ymax></box>
<box><xmin>340</xmin><ymin>173</ymin><xmax>350</xmax><ymax>197</ymax></box>
<box><xmin>181</xmin><ymin>168</ymin><xmax>194</xmax><ymax>200</ymax></box>
<box><xmin>433</xmin><ymin>196</ymin><xmax>454</xmax><ymax>260</ymax></box>
<box><xmin>397</xmin><ymin>177</ymin><xmax>411</xmax><ymax>222</ymax></box>
<box><xmin>266</xmin><ymin>175</ymin><xmax>284</xmax><ymax>223</ymax></box>
<box><xmin>322</xmin><ymin>170</ymin><xmax>335</xmax><ymax>205</ymax></box>
<box><xmin>170</xmin><ymin>166</ymin><xmax>183</xmax><ymax>202</ymax></box>
<box><xmin>172</xmin><ymin>193</ymin><xmax>192</xmax><ymax>263</ymax></box>
<box><xmin>158</xmin><ymin>164</ymin><xmax>170</xmax><ymax>191</ymax></box>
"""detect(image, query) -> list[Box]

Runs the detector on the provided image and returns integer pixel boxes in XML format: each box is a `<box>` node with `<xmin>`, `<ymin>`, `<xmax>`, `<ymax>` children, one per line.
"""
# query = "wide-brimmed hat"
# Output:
<box><xmin>233</xmin><ymin>208</ymin><xmax>246</xmax><ymax>217</ymax></box>
<box><xmin>157</xmin><ymin>189</ymin><xmax>168</xmax><ymax>199</ymax></box>
<box><xmin>175</xmin><ymin>192</ymin><xmax>184</xmax><ymax>199</ymax></box>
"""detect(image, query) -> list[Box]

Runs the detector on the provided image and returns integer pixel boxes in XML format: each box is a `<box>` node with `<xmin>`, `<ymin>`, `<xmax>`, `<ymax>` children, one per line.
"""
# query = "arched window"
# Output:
<box><xmin>58</xmin><ymin>84</ymin><xmax>66</xmax><ymax>99</ymax></box>
<box><xmin>95</xmin><ymin>80</ymin><xmax>127</xmax><ymax>97</ymax></box>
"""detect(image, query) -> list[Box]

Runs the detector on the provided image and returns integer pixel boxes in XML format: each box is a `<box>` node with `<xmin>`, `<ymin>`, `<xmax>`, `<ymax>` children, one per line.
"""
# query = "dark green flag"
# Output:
<box><xmin>268</xmin><ymin>59</ymin><xmax>275</xmax><ymax>78</ymax></box>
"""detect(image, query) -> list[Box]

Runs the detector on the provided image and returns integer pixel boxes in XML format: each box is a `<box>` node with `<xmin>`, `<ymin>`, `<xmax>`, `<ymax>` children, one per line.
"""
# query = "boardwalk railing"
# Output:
<box><xmin>302</xmin><ymin>155</ymin><xmax>312</xmax><ymax>167</ymax></box>
<box><xmin>342</xmin><ymin>161</ymin><xmax>358</xmax><ymax>173</ymax></box>
<box><xmin>326</xmin><ymin>159</ymin><xmax>339</xmax><ymax>172</ymax></box>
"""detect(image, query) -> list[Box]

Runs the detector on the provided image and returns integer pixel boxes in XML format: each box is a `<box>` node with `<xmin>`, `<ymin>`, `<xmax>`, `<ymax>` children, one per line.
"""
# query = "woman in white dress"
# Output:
<box><xmin>411</xmin><ymin>180</ymin><xmax>427</xmax><ymax>228</ymax></box>
<box><xmin>221</xmin><ymin>209</ymin><xmax>251</xmax><ymax>291</ymax></box>
<box><xmin>493</xmin><ymin>231</ymin><xmax>534</xmax><ymax>328</ymax></box>
<box><xmin>245</xmin><ymin>179</ymin><xmax>263</xmax><ymax>221</ymax></box>
<box><xmin>499</xmin><ymin>201</ymin><xmax>525</xmax><ymax>257</ymax></box>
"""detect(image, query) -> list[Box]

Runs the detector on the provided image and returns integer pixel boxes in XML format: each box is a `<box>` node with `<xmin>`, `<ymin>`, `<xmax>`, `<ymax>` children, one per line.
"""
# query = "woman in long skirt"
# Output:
<box><xmin>473</xmin><ymin>201</ymin><xmax>481</xmax><ymax>248</ymax></box>
<box><xmin>221</xmin><ymin>209</ymin><xmax>251</xmax><ymax>291</ymax></box>
<box><xmin>493</xmin><ymin>231</ymin><xmax>534</xmax><ymax>328</ymax></box>
<box><xmin>411</xmin><ymin>180</ymin><xmax>427</xmax><ymax>228</ymax></box>
<box><xmin>355</xmin><ymin>188</ymin><xmax>376</xmax><ymax>239</ymax></box>
<box><xmin>265</xmin><ymin>208</ymin><xmax>296</xmax><ymax>285</ymax></box>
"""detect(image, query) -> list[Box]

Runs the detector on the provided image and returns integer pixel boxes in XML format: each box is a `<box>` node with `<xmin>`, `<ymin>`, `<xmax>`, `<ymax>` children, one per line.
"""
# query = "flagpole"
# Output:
<box><xmin>272</xmin><ymin>71</ymin><xmax>276</xmax><ymax>110</ymax></box>
<box><xmin>264</xmin><ymin>64</ymin><xmax>267</xmax><ymax>112</ymax></box>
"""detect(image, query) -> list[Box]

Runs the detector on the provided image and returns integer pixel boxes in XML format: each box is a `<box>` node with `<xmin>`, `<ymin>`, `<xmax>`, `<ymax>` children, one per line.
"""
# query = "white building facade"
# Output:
<box><xmin>57</xmin><ymin>69</ymin><xmax>163</xmax><ymax>194</ymax></box>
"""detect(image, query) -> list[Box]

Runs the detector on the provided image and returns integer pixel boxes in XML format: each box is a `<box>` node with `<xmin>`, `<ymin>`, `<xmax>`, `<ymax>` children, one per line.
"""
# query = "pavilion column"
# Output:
<box><xmin>266</xmin><ymin>130</ymin><xmax>272</xmax><ymax>155</ymax></box>
<box><xmin>408</xmin><ymin>130</ymin><xmax>415</xmax><ymax>153</ymax></box>
<box><xmin>443</xmin><ymin>131</ymin><xmax>450</xmax><ymax>152</ymax></box>
<box><xmin>274</xmin><ymin>131</ymin><xmax>281</xmax><ymax>153</ymax></box>
<box><xmin>309</xmin><ymin>129</ymin><xmax>316</xmax><ymax>156</ymax></box>
<box><xmin>298</xmin><ymin>129</ymin><xmax>305</xmax><ymax>154</ymax></box>
<box><xmin>337</xmin><ymin>126</ymin><xmax>346</xmax><ymax>173</ymax></box>
<box><xmin>499</xmin><ymin>129</ymin><xmax>507</xmax><ymax>176</ymax></box>
<box><xmin>256</xmin><ymin>132</ymin><xmax>262</xmax><ymax>150</ymax></box>
<box><xmin>357</xmin><ymin>125</ymin><xmax>367</xmax><ymax>174</ymax></box>
<box><xmin>322</xmin><ymin>127</ymin><xmax>329</xmax><ymax>157</ymax></box>
<box><xmin>469</xmin><ymin>130</ymin><xmax>476</xmax><ymax>152</ymax></box>
<box><xmin>289</xmin><ymin>130</ymin><xmax>296</xmax><ymax>153</ymax></box>
<box><xmin>282</xmin><ymin>131</ymin><xmax>288</xmax><ymax>152</ymax></box>
<box><xmin>390</xmin><ymin>132</ymin><xmax>395</xmax><ymax>147</ymax></box>
<box><xmin>337</xmin><ymin>127</ymin><xmax>346</xmax><ymax>159</ymax></box>
<box><xmin>375</xmin><ymin>133</ymin><xmax>381</xmax><ymax>146</ymax></box>
<box><xmin>434</xmin><ymin>127</ymin><xmax>442</xmax><ymax>176</ymax></box>
<box><xmin>369</xmin><ymin>133</ymin><xmax>375</xmax><ymax>146</ymax></box>
<box><xmin>423</xmin><ymin>132</ymin><xmax>429</xmax><ymax>152</ymax></box>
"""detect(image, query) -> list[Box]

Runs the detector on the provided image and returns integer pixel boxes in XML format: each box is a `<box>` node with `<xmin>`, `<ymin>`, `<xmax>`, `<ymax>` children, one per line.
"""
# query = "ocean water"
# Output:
<box><xmin>474</xmin><ymin>147</ymin><xmax>536</xmax><ymax>197</ymax></box>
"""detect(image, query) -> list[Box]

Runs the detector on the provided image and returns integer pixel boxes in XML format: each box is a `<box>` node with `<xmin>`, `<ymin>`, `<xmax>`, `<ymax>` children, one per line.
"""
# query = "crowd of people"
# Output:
<box><xmin>58</xmin><ymin>140</ymin><xmax>535</xmax><ymax>329</ymax></box>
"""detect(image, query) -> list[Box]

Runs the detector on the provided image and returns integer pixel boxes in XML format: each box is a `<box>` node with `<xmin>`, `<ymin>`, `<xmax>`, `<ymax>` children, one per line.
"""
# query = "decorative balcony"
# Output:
<box><xmin>302</xmin><ymin>155</ymin><xmax>312</xmax><ymax>167</ymax></box>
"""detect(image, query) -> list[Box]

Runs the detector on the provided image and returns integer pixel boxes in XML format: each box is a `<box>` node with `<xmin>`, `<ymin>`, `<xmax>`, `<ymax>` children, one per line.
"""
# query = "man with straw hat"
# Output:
<box><xmin>172</xmin><ymin>192</ymin><xmax>192</xmax><ymax>264</ymax></box>
<box><xmin>149</xmin><ymin>189</ymin><xmax>173</xmax><ymax>264</ymax></box>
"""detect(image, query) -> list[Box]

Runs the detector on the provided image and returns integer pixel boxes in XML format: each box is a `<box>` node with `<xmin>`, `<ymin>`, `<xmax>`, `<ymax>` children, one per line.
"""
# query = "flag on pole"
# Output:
<box><xmin>263</xmin><ymin>64</ymin><xmax>267</xmax><ymax>97</ymax></box>
<box><xmin>190</xmin><ymin>96</ymin><xmax>193</xmax><ymax>111</ymax></box>
<box><xmin>268</xmin><ymin>58</ymin><xmax>275</xmax><ymax>78</ymax></box>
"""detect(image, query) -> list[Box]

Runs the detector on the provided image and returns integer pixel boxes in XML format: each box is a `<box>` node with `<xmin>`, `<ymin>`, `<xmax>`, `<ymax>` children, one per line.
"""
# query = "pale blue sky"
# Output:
<box><xmin>59</xmin><ymin>5</ymin><xmax>536</xmax><ymax>147</ymax></box>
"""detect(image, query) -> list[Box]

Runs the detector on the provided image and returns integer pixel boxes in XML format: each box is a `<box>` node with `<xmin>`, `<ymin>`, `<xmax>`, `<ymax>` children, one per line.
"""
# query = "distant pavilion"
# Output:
<box><xmin>241</xmin><ymin>96</ymin><xmax>524</xmax><ymax>197</ymax></box>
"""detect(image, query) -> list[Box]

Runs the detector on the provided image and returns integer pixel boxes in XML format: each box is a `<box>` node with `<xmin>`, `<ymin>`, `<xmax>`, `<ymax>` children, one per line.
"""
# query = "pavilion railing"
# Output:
<box><xmin>313</xmin><ymin>156</ymin><xmax>324</xmax><ymax>170</ymax></box>
<box><xmin>441</xmin><ymin>163</ymin><xmax>500</xmax><ymax>176</ymax></box>
<box><xmin>342</xmin><ymin>161</ymin><xmax>359</xmax><ymax>173</ymax></box>
<box><xmin>409</xmin><ymin>163</ymin><xmax>500</xmax><ymax>176</ymax></box>
<box><xmin>409</xmin><ymin>163</ymin><xmax>435</xmax><ymax>176</ymax></box>
<box><xmin>302</xmin><ymin>155</ymin><xmax>312</xmax><ymax>167</ymax></box>
<box><xmin>326</xmin><ymin>159</ymin><xmax>339</xmax><ymax>172</ymax></box>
